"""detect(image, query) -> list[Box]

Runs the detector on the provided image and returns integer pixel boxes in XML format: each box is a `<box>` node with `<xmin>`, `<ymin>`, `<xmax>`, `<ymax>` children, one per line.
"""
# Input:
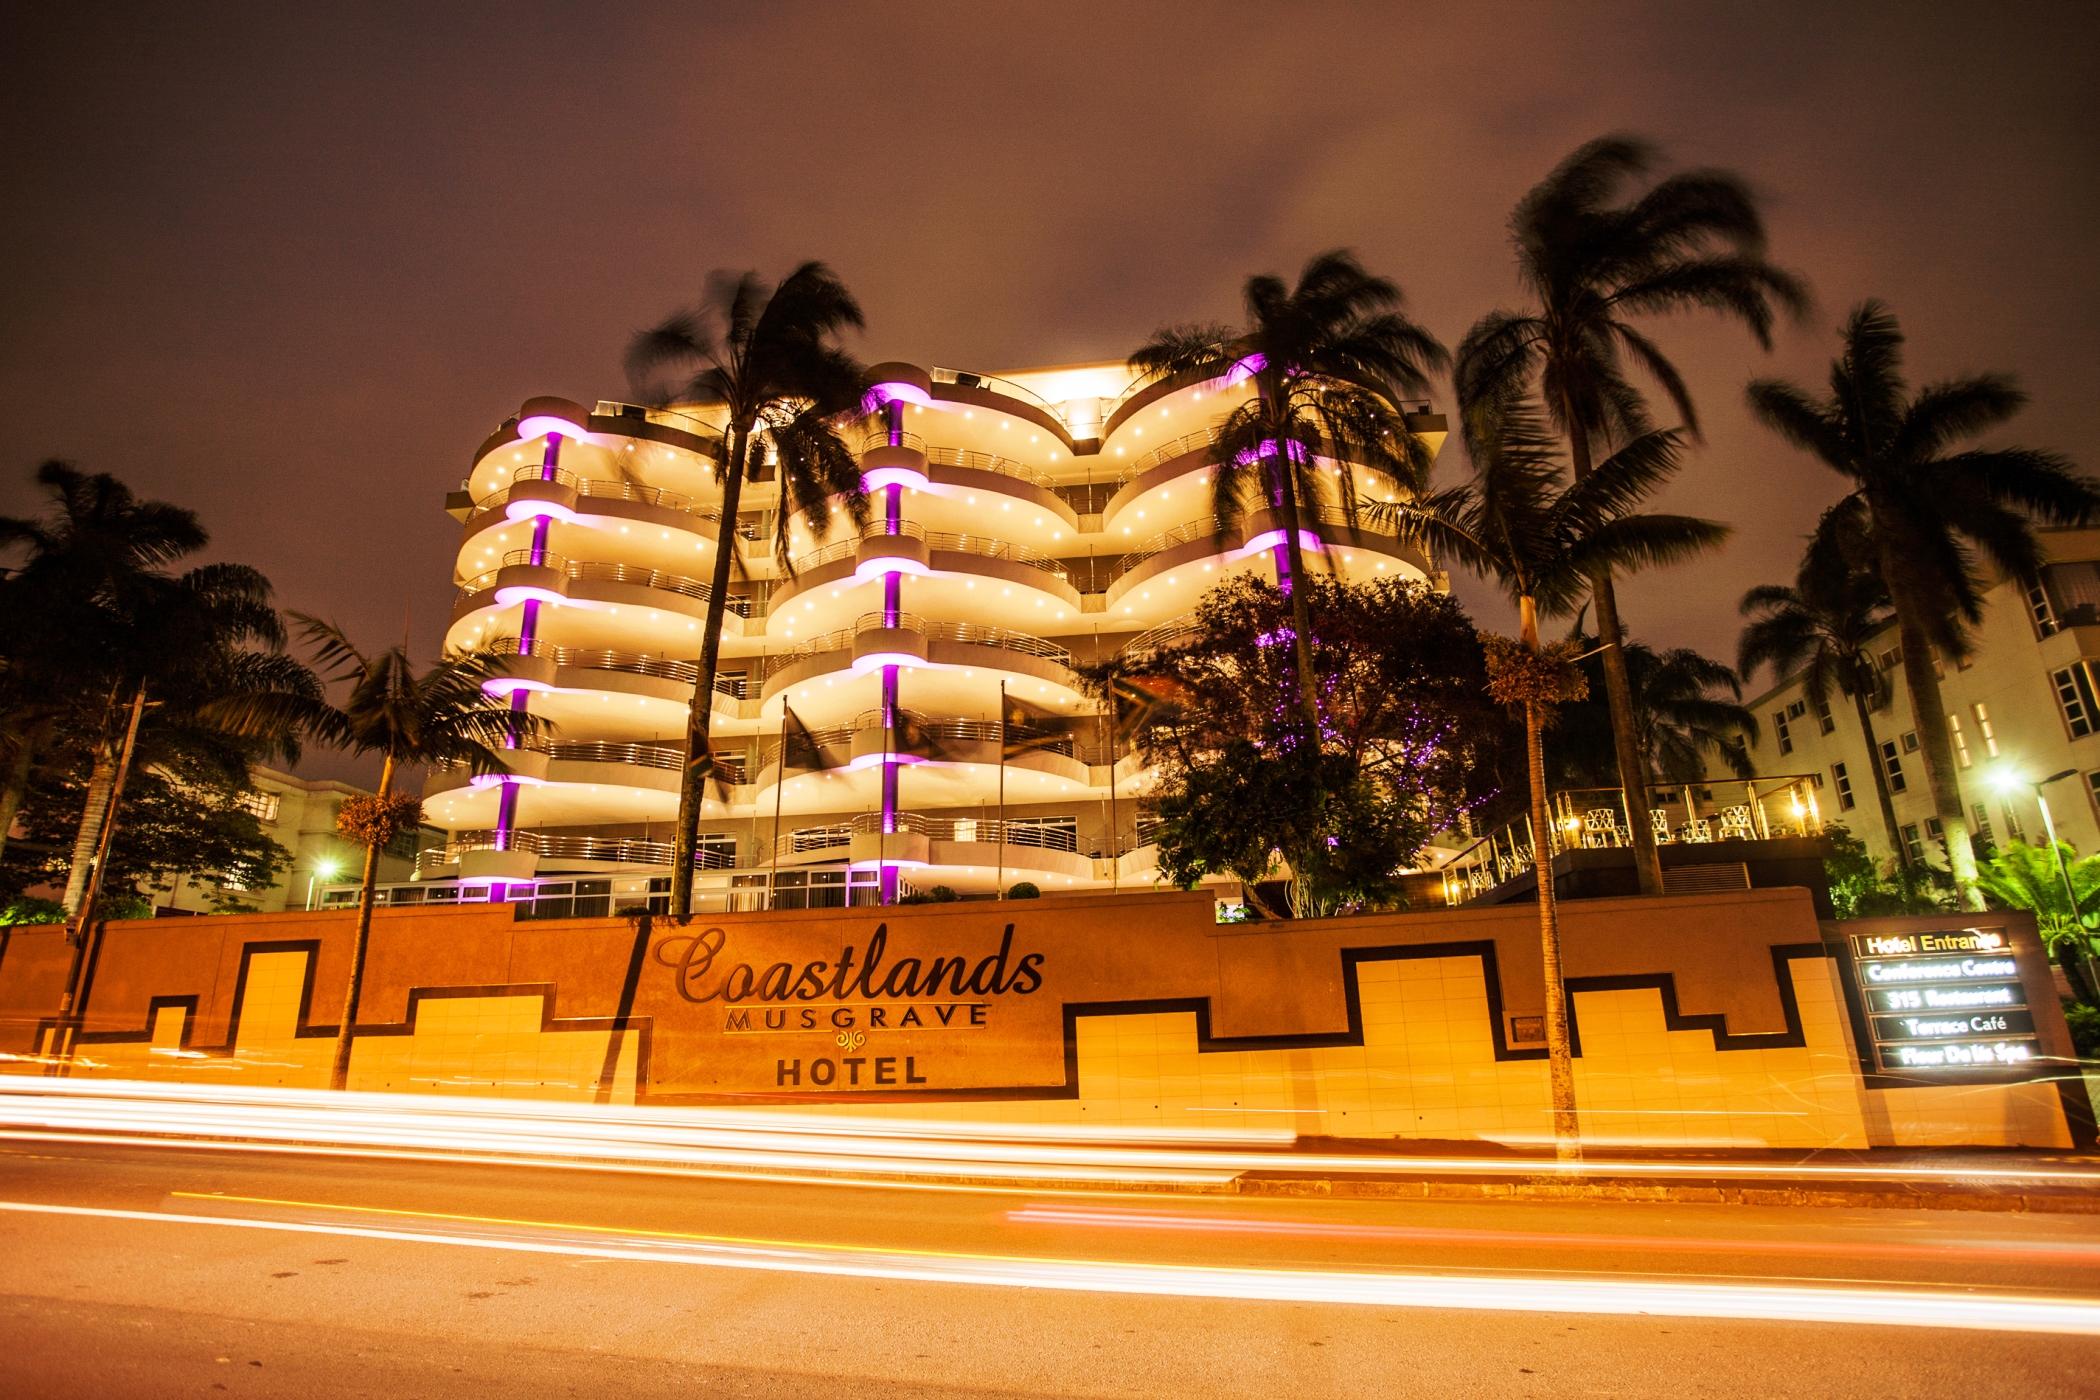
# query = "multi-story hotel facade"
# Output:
<box><xmin>1734</xmin><ymin>527</ymin><xmax>2100</xmax><ymax>870</ymax></box>
<box><xmin>395</xmin><ymin>361</ymin><xmax>1447</xmax><ymax>915</ymax></box>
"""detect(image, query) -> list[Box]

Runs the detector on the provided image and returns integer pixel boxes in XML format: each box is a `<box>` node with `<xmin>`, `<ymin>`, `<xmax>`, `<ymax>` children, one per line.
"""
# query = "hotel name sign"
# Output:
<box><xmin>1847</xmin><ymin>927</ymin><xmax>2041</xmax><ymax>1074</ymax></box>
<box><xmin>652</xmin><ymin>921</ymin><xmax>1047</xmax><ymax>1091</ymax></box>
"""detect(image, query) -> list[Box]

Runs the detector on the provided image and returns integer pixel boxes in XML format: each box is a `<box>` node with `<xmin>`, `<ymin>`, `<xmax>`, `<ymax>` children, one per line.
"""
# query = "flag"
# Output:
<box><xmin>1103</xmin><ymin>668</ymin><xmax>1188</xmax><ymax>742</ymax></box>
<box><xmin>892</xmin><ymin>708</ymin><xmax>961</xmax><ymax>762</ymax></box>
<box><xmin>780</xmin><ymin>703</ymin><xmax>839</xmax><ymax>774</ymax></box>
<box><xmin>1001</xmin><ymin>691</ymin><xmax>1071</xmax><ymax>759</ymax></box>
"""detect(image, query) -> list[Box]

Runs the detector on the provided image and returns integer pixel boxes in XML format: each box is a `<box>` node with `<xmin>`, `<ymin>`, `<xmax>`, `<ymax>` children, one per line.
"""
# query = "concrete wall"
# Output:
<box><xmin>0</xmin><ymin>888</ymin><xmax>2080</xmax><ymax>1149</ymax></box>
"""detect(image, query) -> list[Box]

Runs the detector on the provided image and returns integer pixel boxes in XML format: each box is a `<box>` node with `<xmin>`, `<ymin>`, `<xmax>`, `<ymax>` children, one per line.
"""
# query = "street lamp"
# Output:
<box><xmin>305</xmin><ymin>857</ymin><xmax>344</xmax><ymax>911</ymax></box>
<box><xmin>1988</xmin><ymin>767</ymin><xmax>2082</xmax><ymax>928</ymax></box>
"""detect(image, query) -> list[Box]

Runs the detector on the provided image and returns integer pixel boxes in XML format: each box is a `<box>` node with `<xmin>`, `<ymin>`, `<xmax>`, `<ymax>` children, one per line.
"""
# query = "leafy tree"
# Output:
<box><xmin>1118</xmin><ymin>574</ymin><xmax>1508</xmax><ymax>919</ymax></box>
<box><xmin>1128</xmin><ymin>250</ymin><xmax>1448</xmax><ymax>727</ymax></box>
<box><xmin>1748</xmin><ymin>302</ymin><xmax>2098</xmax><ymax>907</ymax></box>
<box><xmin>1370</xmin><ymin>391</ymin><xmax>1721</xmax><ymax>1161</ymax></box>
<box><xmin>625</xmin><ymin>264</ymin><xmax>871</xmax><ymax>915</ymax></box>
<box><xmin>1552</xmin><ymin>636</ymin><xmax>1754</xmax><ymax>787</ymax></box>
<box><xmin>1738</xmin><ymin>547</ymin><xmax>1905</xmax><ymax>862</ymax></box>
<box><xmin>1973</xmin><ymin>840</ymin><xmax>2100</xmax><ymax>1002</ymax></box>
<box><xmin>207</xmin><ymin>617</ymin><xmax>543</xmax><ymax>1090</ymax></box>
<box><xmin>1459</xmin><ymin>136</ymin><xmax>1807</xmax><ymax>896</ymax></box>
<box><xmin>0</xmin><ymin>462</ymin><xmax>211</xmax><ymax>872</ymax></box>
<box><xmin>1822</xmin><ymin>824</ymin><xmax>1952</xmax><ymax>920</ymax></box>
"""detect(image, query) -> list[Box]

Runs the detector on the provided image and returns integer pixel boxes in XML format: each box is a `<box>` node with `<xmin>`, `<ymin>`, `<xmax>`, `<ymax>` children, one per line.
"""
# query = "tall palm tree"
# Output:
<box><xmin>0</xmin><ymin>462</ymin><xmax>210</xmax><ymax>872</ymax></box>
<box><xmin>1128</xmin><ymin>250</ymin><xmax>1448</xmax><ymax>726</ymax></box>
<box><xmin>1747</xmin><ymin>301</ymin><xmax>2097</xmax><ymax>907</ymax></box>
<box><xmin>56</xmin><ymin>563</ymin><xmax>301</xmax><ymax>917</ymax></box>
<box><xmin>1369</xmin><ymin>392</ymin><xmax>1723</xmax><ymax>1160</ymax></box>
<box><xmin>625</xmin><ymin>264</ymin><xmax>870</xmax><ymax>915</ymax></box>
<box><xmin>1737</xmin><ymin>550</ymin><xmax>1905</xmax><ymax>863</ymax></box>
<box><xmin>1554</xmin><ymin>637</ymin><xmax>1755</xmax><ymax>787</ymax></box>
<box><xmin>210</xmin><ymin>616</ymin><xmax>543</xmax><ymax>1089</ymax></box>
<box><xmin>1460</xmin><ymin>136</ymin><xmax>1809</xmax><ymax>895</ymax></box>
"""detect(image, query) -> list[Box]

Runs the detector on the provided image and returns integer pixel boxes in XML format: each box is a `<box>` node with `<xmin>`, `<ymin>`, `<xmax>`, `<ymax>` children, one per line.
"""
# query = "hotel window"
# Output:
<box><xmin>2052</xmin><ymin>665</ymin><xmax>2098</xmax><ymax>738</ymax></box>
<box><xmin>1901</xmin><ymin>730</ymin><xmax>1919</xmax><ymax>753</ymax></box>
<box><xmin>1832</xmin><ymin>762</ymin><xmax>1855</xmax><ymax>811</ymax></box>
<box><xmin>1972</xmin><ymin>803</ymin><xmax>1994</xmax><ymax>849</ymax></box>
<box><xmin>1972</xmin><ymin>702</ymin><xmax>1998</xmax><ymax>757</ymax></box>
<box><xmin>1814</xmin><ymin>695</ymin><xmax>1836</xmax><ymax>735</ymax></box>
<box><xmin>1948</xmin><ymin>713</ymin><xmax>1970</xmax><ymax>769</ymax></box>
<box><xmin>1880</xmin><ymin>740</ymin><xmax>1908</xmax><ymax>794</ymax></box>
<box><xmin>1785</xmin><ymin>699</ymin><xmax>1806</xmax><ymax>721</ymax></box>
<box><xmin>2005</xmin><ymin>801</ymin><xmax>2027</xmax><ymax>844</ymax></box>
<box><xmin>1772</xmin><ymin>709</ymin><xmax>1793</xmax><ymax>756</ymax></box>
<box><xmin>1902</xmin><ymin>823</ymin><xmax>1925</xmax><ymax>865</ymax></box>
<box><xmin>236</xmin><ymin>791</ymin><xmax>280</xmax><ymax>823</ymax></box>
<box><xmin>1925</xmin><ymin>817</ymin><xmax>1945</xmax><ymax>854</ymax></box>
<box><xmin>1879</xmin><ymin>646</ymin><xmax>1903</xmax><ymax>672</ymax></box>
<box><xmin>1930</xmin><ymin>649</ymin><xmax>1945</xmax><ymax>680</ymax></box>
<box><xmin>2029</xmin><ymin>579</ymin><xmax>2061</xmax><ymax>638</ymax></box>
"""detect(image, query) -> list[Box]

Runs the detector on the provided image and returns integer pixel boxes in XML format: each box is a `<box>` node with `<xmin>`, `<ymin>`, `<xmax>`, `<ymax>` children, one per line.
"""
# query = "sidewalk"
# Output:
<box><xmin>1232</xmin><ymin>1141</ymin><xmax>2100</xmax><ymax>1213</ymax></box>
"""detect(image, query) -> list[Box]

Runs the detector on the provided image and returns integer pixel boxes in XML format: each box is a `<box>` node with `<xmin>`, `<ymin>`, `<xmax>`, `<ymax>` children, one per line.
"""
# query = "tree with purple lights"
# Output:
<box><xmin>1367</xmin><ymin>391</ymin><xmax>1721</xmax><ymax>1160</ymax></box>
<box><xmin>625</xmin><ymin>264</ymin><xmax>871</xmax><ymax>915</ymax></box>
<box><xmin>1458</xmin><ymin>136</ymin><xmax>1808</xmax><ymax>898</ymax></box>
<box><xmin>1127</xmin><ymin>250</ymin><xmax>1448</xmax><ymax>730</ymax></box>
<box><xmin>1110</xmin><ymin>574</ymin><xmax>1512</xmax><ymax>918</ymax></box>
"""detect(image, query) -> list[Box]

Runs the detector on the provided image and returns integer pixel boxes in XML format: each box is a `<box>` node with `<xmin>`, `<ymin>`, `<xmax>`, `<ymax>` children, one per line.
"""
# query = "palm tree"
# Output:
<box><xmin>625</xmin><ymin>264</ymin><xmax>870</xmax><ymax>915</ymax></box>
<box><xmin>1459</xmin><ymin>136</ymin><xmax>1808</xmax><ymax>895</ymax></box>
<box><xmin>1747</xmin><ymin>301</ymin><xmax>2097</xmax><ymax>907</ymax></box>
<box><xmin>1738</xmin><ymin>549</ymin><xmax>1905</xmax><ymax>863</ymax></box>
<box><xmin>1554</xmin><ymin>638</ymin><xmax>1755</xmax><ymax>787</ymax></box>
<box><xmin>0</xmin><ymin>463</ymin><xmax>211</xmax><ymax>872</ymax></box>
<box><xmin>1128</xmin><ymin>250</ymin><xmax>1448</xmax><ymax>726</ymax></box>
<box><xmin>211</xmin><ymin>616</ymin><xmax>543</xmax><ymax>1090</ymax></box>
<box><xmin>1368</xmin><ymin>391</ymin><xmax>1723</xmax><ymax>1160</ymax></box>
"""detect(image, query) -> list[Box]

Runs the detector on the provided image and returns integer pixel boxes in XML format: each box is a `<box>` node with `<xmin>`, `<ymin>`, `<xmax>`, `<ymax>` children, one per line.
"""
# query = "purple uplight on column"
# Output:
<box><xmin>878</xmin><ymin>473</ymin><xmax>905</xmax><ymax>902</ymax></box>
<box><xmin>497</xmin><ymin>429</ymin><xmax>565</xmax><ymax>854</ymax></box>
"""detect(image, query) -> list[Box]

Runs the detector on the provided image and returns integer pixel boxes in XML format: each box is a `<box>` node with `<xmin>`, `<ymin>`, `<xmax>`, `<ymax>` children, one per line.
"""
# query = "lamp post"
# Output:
<box><xmin>1989</xmin><ymin>766</ymin><xmax>2083</xmax><ymax>934</ymax></box>
<box><xmin>305</xmin><ymin>857</ymin><xmax>344</xmax><ymax>911</ymax></box>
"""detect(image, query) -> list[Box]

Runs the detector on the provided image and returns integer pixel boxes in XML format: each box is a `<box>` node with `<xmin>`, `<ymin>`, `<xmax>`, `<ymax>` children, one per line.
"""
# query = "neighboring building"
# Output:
<box><xmin>408</xmin><ymin>361</ymin><xmax>1447</xmax><ymax>913</ymax></box>
<box><xmin>153</xmin><ymin>766</ymin><xmax>432</xmax><ymax>915</ymax></box>
<box><xmin>1735</xmin><ymin>526</ymin><xmax>2100</xmax><ymax>869</ymax></box>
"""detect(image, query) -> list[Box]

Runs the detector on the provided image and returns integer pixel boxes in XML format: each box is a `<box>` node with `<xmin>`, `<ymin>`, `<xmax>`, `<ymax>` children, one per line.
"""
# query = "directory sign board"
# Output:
<box><xmin>1848</xmin><ymin>927</ymin><xmax>2041</xmax><ymax>1074</ymax></box>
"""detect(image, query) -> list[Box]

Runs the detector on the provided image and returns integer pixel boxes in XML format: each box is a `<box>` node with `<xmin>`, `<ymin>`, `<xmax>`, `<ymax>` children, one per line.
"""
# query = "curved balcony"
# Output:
<box><xmin>453</xmin><ymin>550</ymin><xmax>769</xmax><ymax>629</ymax></box>
<box><xmin>1106</xmin><ymin>505</ymin><xmax>1429</xmax><ymax>604</ymax></box>
<box><xmin>757</xmin><ymin>612</ymin><xmax>1081</xmax><ymax>699</ymax></box>
<box><xmin>479</xmin><ymin>637</ymin><xmax>760</xmax><ymax>722</ymax></box>
<box><xmin>774</xmin><ymin>523</ymin><xmax>1078</xmax><ymax>611</ymax></box>
<box><xmin>470</xmin><ymin>402</ymin><xmax>727</xmax><ymax>479</ymax></box>
<box><xmin>417</xmin><ymin>829</ymin><xmax>741</xmax><ymax>878</ymax></box>
<box><xmin>752</xmin><ymin>707</ymin><xmax>1105</xmax><ymax>793</ymax></box>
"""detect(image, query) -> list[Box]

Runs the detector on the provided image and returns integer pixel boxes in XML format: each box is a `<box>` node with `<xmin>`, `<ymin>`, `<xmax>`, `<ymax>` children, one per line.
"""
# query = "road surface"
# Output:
<box><xmin>3</xmin><ymin>1133</ymin><xmax>2100</xmax><ymax>1397</ymax></box>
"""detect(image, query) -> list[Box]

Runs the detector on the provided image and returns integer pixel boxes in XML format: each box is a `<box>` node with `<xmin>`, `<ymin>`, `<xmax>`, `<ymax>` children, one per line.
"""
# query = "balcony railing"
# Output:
<box><xmin>759</xmin><ymin>613</ymin><xmax>1074</xmax><ymax>677</ymax></box>
<box><xmin>924</xmin><ymin>444</ymin><xmax>1059</xmax><ymax>489</ymax></box>
<box><xmin>456</xmin><ymin>552</ymin><xmax>768</xmax><ymax>618</ymax></box>
<box><xmin>418</xmin><ymin>829</ymin><xmax>739</xmax><ymax>877</ymax></box>
<box><xmin>1436</xmin><ymin>775</ymin><xmax>1830</xmax><ymax>904</ymax></box>
<box><xmin>1111</xmin><ymin>503</ymin><xmax>1391</xmax><ymax>580</ymax></box>
<box><xmin>785</xmin><ymin>522</ymin><xmax>1070</xmax><ymax>582</ymax></box>
<box><xmin>755</xmin><ymin>708</ymin><xmax>1109</xmax><ymax>773</ymax></box>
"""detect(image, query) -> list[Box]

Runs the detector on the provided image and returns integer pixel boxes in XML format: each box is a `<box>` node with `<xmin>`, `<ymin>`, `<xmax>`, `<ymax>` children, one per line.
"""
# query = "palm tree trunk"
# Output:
<box><xmin>1563</xmin><ymin>412</ymin><xmax>1663</xmax><ymax>897</ymax></box>
<box><xmin>1520</xmin><ymin>600</ymin><xmax>1580</xmax><ymax>1162</ymax></box>
<box><xmin>1275</xmin><ymin>474</ymin><xmax>1321</xmax><ymax>728</ymax></box>
<box><xmin>1877</xmin><ymin>540</ymin><xmax>1982</xmax><ymax>908</ymax></box>
<box><xmin>670</xmin><ymin>427</ymin><xmax>749</xmax><ymax>917</ymax></box>
<box><xmin>1850</xmin><ymin>688</ymin><xmax>1908</xmax><ymax>870</ymax></box>
<box><xmin>0</xmin><ymin>738</ymin><xmax>33</xmax><ymax>872</ymax></box>
<box><xmin>59</xmin><ymin>745</ymin><xmax>119</xmax><ymax>916</ymax></box>
<box><xmin>330</xmin><ymin>753</ymin><xmax>394</xmax><ymax>1092</ymax></box>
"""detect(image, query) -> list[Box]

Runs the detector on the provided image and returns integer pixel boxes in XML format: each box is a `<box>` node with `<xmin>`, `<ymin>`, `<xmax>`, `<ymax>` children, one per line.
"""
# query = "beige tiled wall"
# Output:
<box><xmin>38</xmin><ymin>948</ymin><xmax>2071</xmax><ymax>1149</ymax></box>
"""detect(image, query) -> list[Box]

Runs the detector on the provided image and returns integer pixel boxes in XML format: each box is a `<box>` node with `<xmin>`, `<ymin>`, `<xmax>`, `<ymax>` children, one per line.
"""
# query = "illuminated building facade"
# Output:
<box><xmin>402</xmin><ymin>361</ymin><xmax>1446</xmax><ymax>913</ymax></box>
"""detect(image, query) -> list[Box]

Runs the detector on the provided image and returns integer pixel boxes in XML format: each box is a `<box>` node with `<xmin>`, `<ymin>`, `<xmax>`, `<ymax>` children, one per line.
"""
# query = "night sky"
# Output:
<box><xmin>4</xmin><ymin>2</ymin><xmax>2095</xmax><ymax>783</ymax></box>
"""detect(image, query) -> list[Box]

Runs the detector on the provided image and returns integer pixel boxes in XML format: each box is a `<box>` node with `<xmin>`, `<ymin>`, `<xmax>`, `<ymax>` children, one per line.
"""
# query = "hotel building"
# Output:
<box><xmin>390</xmin><ymin>361</ymin><xmax>1447</xmax><ymax>914</ymax></box>
<box><xmin>1734</xmin><ymin>527</ymin><xmax>2100</xmax><ymax>869</ymax></box>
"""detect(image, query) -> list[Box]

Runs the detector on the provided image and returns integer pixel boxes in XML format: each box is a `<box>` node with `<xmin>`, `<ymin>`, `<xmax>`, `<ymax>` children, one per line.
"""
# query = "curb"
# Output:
<box><xmin>1231</xmin><ymin>1172</ymin><xmax>2100</xmax><ymax>1214</ymax></box>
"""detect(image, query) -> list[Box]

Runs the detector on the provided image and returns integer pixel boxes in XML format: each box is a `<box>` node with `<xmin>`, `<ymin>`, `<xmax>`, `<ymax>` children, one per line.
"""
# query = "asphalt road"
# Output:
<box><xmin>3</xmin><ymin>1139</ymin><xmax>2099</xmax><ymax>1398</ymax></box>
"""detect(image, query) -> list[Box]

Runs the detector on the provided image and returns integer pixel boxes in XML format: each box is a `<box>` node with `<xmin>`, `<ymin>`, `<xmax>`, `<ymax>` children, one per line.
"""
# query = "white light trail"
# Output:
<box><xmin>3</xmin><ymin>1197</ymin><xmax>2096</xmax><ymax>1336</ymax></box>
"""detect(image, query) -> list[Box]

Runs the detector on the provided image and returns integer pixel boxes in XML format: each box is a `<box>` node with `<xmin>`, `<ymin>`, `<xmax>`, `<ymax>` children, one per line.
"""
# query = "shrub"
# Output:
<box><xmin>1006</xmin><ymin>881</ymin><xmax>1040</xmax><ymax>900</ymax></box>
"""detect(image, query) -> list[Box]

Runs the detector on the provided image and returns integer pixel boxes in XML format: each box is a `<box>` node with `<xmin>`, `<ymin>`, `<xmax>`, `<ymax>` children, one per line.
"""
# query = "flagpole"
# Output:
<box><xmin>997</xmin><ymin>680</ymin><xmax>1007</xmax><ymax>900</ymax></box>
<box><xmin>1104</xmin><ymin>667</ymin><xmax>1120</xmax><ymax>894</ymax></box>
<box><xmin>769</xmin><ymin>702</ymin><xmax>789</xmax><ymax>911</ymax></box>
